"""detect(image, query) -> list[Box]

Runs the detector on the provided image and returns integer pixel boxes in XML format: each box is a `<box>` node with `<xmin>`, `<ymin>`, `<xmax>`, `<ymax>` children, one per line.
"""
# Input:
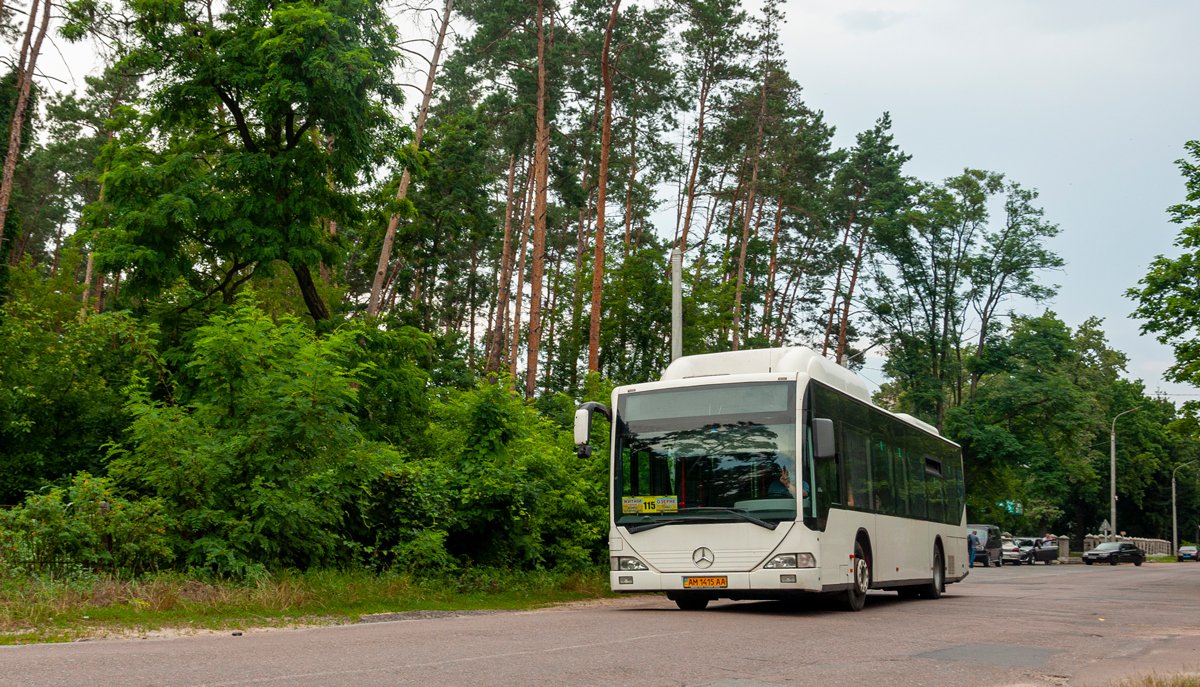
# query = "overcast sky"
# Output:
<box><xmin>771</xmin><ymin>0</ymin><xmax>1200</xmax><ymax>400</ymax></box>
<box><xmin>35</xmin><ymin>0</ymin><xmax>1200</xmax><ymax>401</ymax></box>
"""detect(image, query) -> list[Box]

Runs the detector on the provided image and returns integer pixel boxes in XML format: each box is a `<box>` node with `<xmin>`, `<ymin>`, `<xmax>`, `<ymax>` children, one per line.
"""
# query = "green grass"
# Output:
<box><xmin>0</xmin><ymin>568</ymin><xmax>617</xmax><ymax>645</ymax></box>
<box><xmin>1112</xmin><ymin>672</ymin><xmax>1200</xmax><ymax>686</ymax></box>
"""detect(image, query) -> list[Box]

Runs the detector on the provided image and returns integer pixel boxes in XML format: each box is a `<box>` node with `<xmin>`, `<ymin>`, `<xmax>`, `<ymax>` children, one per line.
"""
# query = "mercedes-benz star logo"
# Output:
<box><xmin>692</xmin><ymin>547</ymin><xmax>714</xmax><ymax>569</ymax></box>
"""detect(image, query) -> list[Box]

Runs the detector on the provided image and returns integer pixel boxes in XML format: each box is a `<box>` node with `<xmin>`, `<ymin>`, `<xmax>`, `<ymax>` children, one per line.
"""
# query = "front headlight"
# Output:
<box><xmin>764</xmin><ymin>553</ymin><xmax>815</xmax><ymax>569</ymax></box>
<box><xmin>611</xmin><ymin>557</ymin><xmax>648</xmax><ymax>571</ymax></box>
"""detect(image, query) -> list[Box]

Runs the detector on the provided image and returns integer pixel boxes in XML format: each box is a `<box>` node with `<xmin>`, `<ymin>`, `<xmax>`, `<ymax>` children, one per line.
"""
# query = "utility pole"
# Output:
<box><xmin>1110</xmin><ymin>407</ymin><xmax>1140</xmax><ymax>543</ymax></box>
<box><xmin>1173</xmin><ymin>461</ymin><xmax>1195</xmax><ymax>556</ymax></box>
<box><xmin>671</xmin><ymin>249</ymin><xmax>682</xmax><ymax>362</ymax></box>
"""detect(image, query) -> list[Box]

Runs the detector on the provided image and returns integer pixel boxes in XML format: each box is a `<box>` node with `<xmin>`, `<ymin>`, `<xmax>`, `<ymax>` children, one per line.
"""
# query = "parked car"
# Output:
<box><xmin>1002</xmin><ymin>538</ymin><xmax>1023</xmax><ymax>565</ymax></box>
<box><xmin>1015</xmin><ymin>538</ymin><xmax>1057</xmax><ymax>565</ymax></box>
<box><xmin>967</xmin><ymin>524</ymin><xmax>1003</xmax><ymax>567</ymax></box>
<box><xmin>1083</xmin><ymin>542</ymin><xmax>1145</xmax><ymax>566</ymax></box>
<box><xmin>1178</xmin><ymin>545</ymin><xmax>1198</xmax><ymax>562</ymax></box>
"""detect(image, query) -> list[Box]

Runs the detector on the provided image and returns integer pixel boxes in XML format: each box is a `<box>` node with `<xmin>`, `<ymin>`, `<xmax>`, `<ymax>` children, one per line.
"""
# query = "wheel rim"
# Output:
<box><xmin>854</xmin><ymin>558</ymin><xmax>869</xmax><ymax>595</ymax></box>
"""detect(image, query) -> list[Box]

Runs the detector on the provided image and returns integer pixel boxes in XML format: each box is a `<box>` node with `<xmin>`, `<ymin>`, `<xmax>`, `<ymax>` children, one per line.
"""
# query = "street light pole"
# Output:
<box><xmin>1173</xmin><ymin>461</ymin><xmax>1195</xmax><ymax>557</ymax></box>
<box><xmin>1110</xmin><ymin>407</ymin><xmax>1140</xmax><ymax>543</ymax></box>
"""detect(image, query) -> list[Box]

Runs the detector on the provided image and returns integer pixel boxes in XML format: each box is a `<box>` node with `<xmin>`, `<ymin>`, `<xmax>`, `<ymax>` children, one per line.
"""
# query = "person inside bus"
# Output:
<box><xmin>767</xmin><ymin>462</ymin><xmax>809</xmax><ymax>502</ymax></box>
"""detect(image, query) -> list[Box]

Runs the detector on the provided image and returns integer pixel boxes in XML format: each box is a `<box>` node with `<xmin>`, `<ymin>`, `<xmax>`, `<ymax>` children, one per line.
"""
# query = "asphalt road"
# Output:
<box><xmin>3</xmin><ymin>562</ymin><xmax>1198</xmax><ymax>687</ymax></box>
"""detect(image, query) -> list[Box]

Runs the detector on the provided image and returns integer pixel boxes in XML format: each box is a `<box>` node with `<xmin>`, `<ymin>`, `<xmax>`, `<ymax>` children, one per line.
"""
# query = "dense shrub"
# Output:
<box><xmin>2</xmin><ymin>294</ymin><xmax>612</xmax><ymax>579</ymax></box>
<box><xmin>106</xmin><ymin>298</ymin><xmax>398</xmax><ymax>575</ymax></box>
<box><xmin>0</xmin><ymin>474</ymin><xmax>173</xmax><ymax>577</ymax></box>
<box><xmin>431</xmin><ymin>379</ymin><xmax>607</xmax><ymax>570</ymax></box>
<box><xmin>0</xmin><ymin>263</ymin><xmax>160</xmax><ymax>503</ymax></box>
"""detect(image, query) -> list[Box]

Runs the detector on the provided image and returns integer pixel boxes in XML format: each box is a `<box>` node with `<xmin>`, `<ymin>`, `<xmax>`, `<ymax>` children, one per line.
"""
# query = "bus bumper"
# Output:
<box><xmin>611</xmin><ymin>568</ymin><xmax>822</xmax><ymax>593</ymax></box>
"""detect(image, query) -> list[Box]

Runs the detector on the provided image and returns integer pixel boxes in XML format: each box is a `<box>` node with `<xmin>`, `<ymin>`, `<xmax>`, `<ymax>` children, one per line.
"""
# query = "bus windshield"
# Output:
<box><xmin>614</xmin><ymin>382</ymin><xmax>798</xmax><ymax>529</ymax></box>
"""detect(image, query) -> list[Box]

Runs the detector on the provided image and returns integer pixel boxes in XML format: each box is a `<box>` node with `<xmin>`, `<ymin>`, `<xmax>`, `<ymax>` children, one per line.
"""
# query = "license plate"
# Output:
<box><xmin>684</xmin><ymin>576</ymin><xmax>727</xmax><ymax>588</ymax></box>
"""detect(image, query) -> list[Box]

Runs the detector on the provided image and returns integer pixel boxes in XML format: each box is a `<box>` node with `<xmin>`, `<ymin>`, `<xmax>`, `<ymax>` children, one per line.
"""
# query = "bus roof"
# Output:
<box><xmin>659</xmin><ymin>346</ymin><xmax>945</xmax><ymax>438</ymax></box>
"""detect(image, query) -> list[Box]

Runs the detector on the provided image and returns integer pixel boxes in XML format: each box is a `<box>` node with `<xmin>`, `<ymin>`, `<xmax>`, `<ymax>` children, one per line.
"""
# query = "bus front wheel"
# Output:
<box><xmin>841</xmin><ymin>541</ymin><xmax>870</xmax><ymax>612</ymax></box>
<box><xmin>673</xmin><ymin>596</ymin><xmax>709</xmax><ymax>611</ymax></box>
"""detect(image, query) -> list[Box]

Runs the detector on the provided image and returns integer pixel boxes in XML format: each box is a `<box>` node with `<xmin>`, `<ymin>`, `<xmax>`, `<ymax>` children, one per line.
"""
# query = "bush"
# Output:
<box><xmin>0</xmin><ymin>290</ymin><xmax>160</xmax><ymax>504</ymax></box>
<box><xmin>0</xmin><ymin>474</ymin><xmax>173</xmax><ymax>578</ymax></box>
<box><xmin>428</xmin><ymin>378</ymin><xmax>608</xmax><ymax>570</ymax></box>
<box><xmin>106</xmin><ymin>297</ymin><xmax>398</xmax><ymax>575</ymax></box>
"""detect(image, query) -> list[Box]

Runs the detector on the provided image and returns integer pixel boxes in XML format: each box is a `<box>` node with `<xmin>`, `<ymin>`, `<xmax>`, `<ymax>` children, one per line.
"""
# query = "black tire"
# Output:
<box><xmin>1135</xmin><ymin>560</ymin><xmax>1143</xmax><ymax>567</ymax></box>
<box><xmin>1085</xmin><ymin>560</ymin><xmax>1093</xmax><ymax>565</ymax></box>
<box><xmin>840</xmin><ymin>541</ymin><xmax>870</xmax><ymax>612</ymax></box>
<box><xmin>919</xmin><ymin>546</ymin><xmax>945</xmax><ymax>600</ymax></box>
<box><xmin>1110</xmin><ymin>558</ymin><xmax>1119</xmax><ymax>566</ymax></box>
<box><xmin>674</xmin><ymin>596</ymin><xmax>709</xmax><ymax>611</ymax></box>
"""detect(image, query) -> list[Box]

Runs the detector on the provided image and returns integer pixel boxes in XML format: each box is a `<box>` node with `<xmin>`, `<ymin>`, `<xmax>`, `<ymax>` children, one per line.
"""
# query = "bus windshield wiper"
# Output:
<box><xmin>625</xmin><ymin>508</ymin><xmax>777</xmax><ymax>533</ymax></box>
<box><xmin>679</xmin><ymin>507</ymin><xmax>778</xmax><ymax>530</ymax></box>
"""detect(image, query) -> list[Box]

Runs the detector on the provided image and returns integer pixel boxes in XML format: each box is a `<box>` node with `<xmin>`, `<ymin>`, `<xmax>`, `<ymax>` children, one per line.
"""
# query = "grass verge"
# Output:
<box><xmin>1113</xmin><ymin>672</ymin><xmax>1200</xmax><ymax>686</ymax></box>
<box><xmin>0</xmin><ymin>568</ymin><xmax>617</xmax><ymax>645</ymax></box>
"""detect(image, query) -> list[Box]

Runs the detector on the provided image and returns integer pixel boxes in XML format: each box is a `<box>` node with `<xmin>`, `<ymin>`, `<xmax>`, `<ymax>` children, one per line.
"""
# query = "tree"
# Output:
<box><xmin>821</xmin><ymin>113</ymin><xmax>909</xmax><ymax>364</ymax></box>
<box><xmin>1130</xmin><ymin>140</ymin><xmax>1200</xmax><ymax>387</ymax></box>
<box><xmin>95</xmin><ymin>0</ymin><xmax>404</xmax><ymax>322</ymax></box>
<box><xmin>871</xmin><ymin>170</ymin><xmax>1061</xmax><ymax>426</ymax></box>
<box><xmin>587</xmin><ymin>0</ymin><xmax>621</xmax><ymax>372</ymax></box>
<box><xmin>366</xmin><ymin>0</ymin><xmax>455</xmax><ymax>318</ymax></box>
<box><xmin>674</xmin><ymin>0</ymin><xmax>749</xmax><ymax>254</ymax></box>
<box><xmin>0</xmin><ymin>0</ymin><xmax>52</xmax><ymax>251</ymax></box>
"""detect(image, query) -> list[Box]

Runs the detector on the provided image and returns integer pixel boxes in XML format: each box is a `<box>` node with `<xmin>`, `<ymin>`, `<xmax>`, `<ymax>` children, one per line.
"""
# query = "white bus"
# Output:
<box><xmin>574</xmin><ymin>346</ymin><xmax>969</xmax><ymax>612</ymax></box>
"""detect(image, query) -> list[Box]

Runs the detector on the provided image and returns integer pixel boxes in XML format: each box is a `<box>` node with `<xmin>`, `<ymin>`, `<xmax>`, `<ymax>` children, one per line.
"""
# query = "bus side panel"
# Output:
<box><xmin>937</xmin><ymin>521</ymin><xmax>969</xmax><ymax>582</ymax></box>
<box><xmin>820</xmin><ymin>507</ymin><xmax>875</xmax><ymax>589</ymax></box>
<box><xmin>875</xmin><ymin>513</ymin><xmax>927</xmax><ymax>583</ymax></box>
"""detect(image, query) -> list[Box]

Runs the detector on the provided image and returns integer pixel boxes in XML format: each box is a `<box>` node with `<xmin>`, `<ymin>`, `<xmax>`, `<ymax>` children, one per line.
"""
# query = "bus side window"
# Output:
<box><xmin>808</xmin><ymin>386</ymin><xmax>841</xmax><ymax>529</ymax></box>
<box><xmin>870</xmin><ymin>439</ymin><xmax>894</xmax><ymax>515</ymax></box>
<box><xmin>892</xmin><ymin>444</ymin><xmax>909</xmax><ymax>517</ymax></box>
<box><xmin>905</xmin><ymin>427</ymin><xmax>927</xmax><ymax>518</ymax></box>
<box><xmin>924</xmin><ymin>454</ymin><xmax>944</xmax><ymax>522</ymax></box>
<box><xmin>843</xmin><ymin>425</ymin><xmax>871</xmax><ymax>510</ymax></box>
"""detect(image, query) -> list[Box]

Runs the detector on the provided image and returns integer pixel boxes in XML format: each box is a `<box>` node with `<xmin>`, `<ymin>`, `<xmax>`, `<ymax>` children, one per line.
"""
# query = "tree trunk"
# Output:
<box><xmin>624</xmin><ymin>108</ymin><xmax>637</xmax><ymax>257</ymax></box>
<box><xmin>525</xmin><ymin>1</ymin><xmax>552</xmax><ymax>399</ymax></box>
<box><xmin>588</xmin><ymin>0</ymin><xmax>620</xmax><ymax>373</ymax></box>
<box><xmin>835</xmin><ymin>224</ymin><xmax>870</xmax><ymax>364</ymax></box>
<box><xmin>94</xmin><ymin>272</ymin><xmax>106</xmax><ymax>313</ymax></box>
<box><xmin>545</xmin><ymin>235</ymin><xmax>565</xmax><ymax>392</ymax></box>
<box><xmin>731</xmin><ymin>70</ymin><xmax>769</xmax><ymax>351</ymax></box>
<box><xmin>468</xmin><ymin>241</ymin><xmax>479</xmax><ymax>359</ymax></box>
<box><xmin>822</xmin><ymin>185</ymin><xmax>863</xmax><ymax>356</ymax></box>
<box><xmin>366</xmin><ymin>0</ymin><xmax>455</xmax><ymax>317</ymax></box>
<box><xmin>50</xmin><ymin>221</ymin><xmax>62</xmax><ymax>278</ymax></box>
<box><xmin>79</xmin><ymin>252</ymin><xmax>95</xmax><ymax>319</ymax></box>
<box><xmin>761</xmin><ymin>189</ymin><xmax>787</xmax><ymax>339</ymax></box>
<box><xmin>0</xmin><ymin>0</ymin><xmax>50</xmax><ymax>249</ymax></box>
<box><xmin>570</xmin><ymin>91</ymin><xmax>601</xmax><ymax>391</ymax></box>
<box><xmin>293</xmin><ymin>263</ymin><xmax>331</xmax><ymax>321</ymax></box>
<box><xmin>676</xmin><ymin>64</ymin><xmax>713</xmax><ymax>253</ymax></box>
<box><xmin>487</xmin><ymin>154</ymin><xmax>519</xmax><ymax>373</ymax></box>
<box><xmin>509</xmin><ymin>171</ymin><xmax>534</xmax><ymax>377</ymax></box>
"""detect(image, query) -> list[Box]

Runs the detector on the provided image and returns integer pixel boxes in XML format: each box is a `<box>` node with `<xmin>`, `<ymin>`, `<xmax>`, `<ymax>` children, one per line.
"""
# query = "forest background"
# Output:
<box><xmin>2</xmin><ymin>0</ymin><xmax>1200</xmax><ymax>580</ymax></box>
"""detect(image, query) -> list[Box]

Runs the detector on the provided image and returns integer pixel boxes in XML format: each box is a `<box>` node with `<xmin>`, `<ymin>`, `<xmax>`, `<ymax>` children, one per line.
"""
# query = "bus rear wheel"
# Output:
<box><xmin>841</xmin><ymin>541</ymin><xmax>870</xmax><ymax>612</ymax></box>
<box><xmin>919</xmin><ymin>546</ymin><xmax>944</xmax><ymax>600</ymax></box>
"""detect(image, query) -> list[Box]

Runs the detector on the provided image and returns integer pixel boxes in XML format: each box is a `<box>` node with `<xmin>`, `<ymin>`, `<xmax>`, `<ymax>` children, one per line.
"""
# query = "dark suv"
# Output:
<box><xmin>967</xmin><ymin>524</ymin><xmax>1003</xmax><ymax>567</ymax></box>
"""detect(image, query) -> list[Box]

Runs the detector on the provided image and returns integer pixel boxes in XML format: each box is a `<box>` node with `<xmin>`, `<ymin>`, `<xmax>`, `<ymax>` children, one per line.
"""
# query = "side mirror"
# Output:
<box><xmin>574</xmin><ymin>401</ymin><xmax>612</xmax><ymax>458</ymax></box>
<box><xmin>573</xmin><ymin>408</ymin><xmax>593</xmax><ymax>446</ymax></box>
<box><xmin>812</xmin><ymin>418</ymin><xmax>836</xmax><ymax>459</ymax></box>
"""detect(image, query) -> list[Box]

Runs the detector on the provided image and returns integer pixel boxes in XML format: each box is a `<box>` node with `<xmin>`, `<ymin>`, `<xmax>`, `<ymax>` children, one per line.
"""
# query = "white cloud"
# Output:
<box><xmin>838</xmin><ymin>10</ymin><xmax>910</xmax><ymax>33</ymax></box>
